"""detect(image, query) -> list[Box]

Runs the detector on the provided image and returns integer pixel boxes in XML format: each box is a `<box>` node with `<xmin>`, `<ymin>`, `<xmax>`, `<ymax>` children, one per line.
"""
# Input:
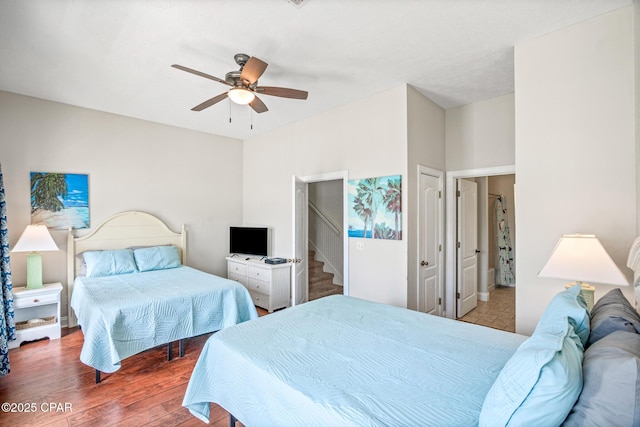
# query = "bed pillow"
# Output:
<box><xmin>83</xmin><ymin>249</ymin><xmax>138</xmax><ymax>278</ymax></box>
<box><xmin>588</xmin><ymin>288</ymin><xmax>640</xmax><ymax>346</ymax></box>
<box><xmin>133</xmin><ymin>245</ymin><xmax>181</xmax><ymax>272</ymax></box>
<box><xmin>534</xmin><ymin>284</ymin><xmax>590</xmax><ymax>346</ymax></box>
<box><xmin>479</xmin><ymin>322</ymin><xmax>583</xmax><ymax>427</ymax></box>
<box><xmin>563</xmin><ymin>330</ymin><xmax>640</xmax><ymax>426</ymax></box>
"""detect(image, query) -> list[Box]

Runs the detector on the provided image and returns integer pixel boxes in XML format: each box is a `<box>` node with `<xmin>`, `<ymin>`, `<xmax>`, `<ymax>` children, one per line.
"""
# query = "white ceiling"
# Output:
<box><xmin>0</xmin><ymin>0</ymin><xmax>632</xmax><ymax>140</ymax></box>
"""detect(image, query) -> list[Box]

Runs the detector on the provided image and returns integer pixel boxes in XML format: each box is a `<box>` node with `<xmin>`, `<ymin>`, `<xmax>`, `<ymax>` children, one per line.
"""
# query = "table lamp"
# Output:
<box><xmin>11</xmin><ymin>224</ymin><xmax>59</xmax><ymax>289</ymax></box>
<box><xmin>538</xmin><ymin>233</ymin><xmax>629</xmax><ymax>310</ymax></box>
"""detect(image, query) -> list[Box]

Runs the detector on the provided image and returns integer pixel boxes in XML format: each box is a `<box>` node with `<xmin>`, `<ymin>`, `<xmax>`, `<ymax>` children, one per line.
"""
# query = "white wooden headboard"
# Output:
<box><xmin>67</xmin><ymin>211</ymin><xmax>186</xmax><ymax>327</ymax></box>
<box><xmin>627</xmin><ymin>235</ymin><xmax>640</xmax><ymax>308</ymax></box>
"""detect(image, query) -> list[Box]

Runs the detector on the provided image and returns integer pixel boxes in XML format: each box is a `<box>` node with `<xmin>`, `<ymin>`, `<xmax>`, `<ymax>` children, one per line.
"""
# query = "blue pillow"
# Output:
<box><xmin>83</xmin><ymin>249</ymin><xmax>138</xmax><ymax>277</ymax></box>
<box><xmin>534</xmin><ymin>284</ymin><xmax>590</xmax><ymax>346</ymax></box>
<box><xmin>133</xmin><ymin>245</ymin><xmax>181</xmax><ymax>272</ymax></box>
<box><xmin>479</xmin><ymin>322</ymin><xmax>583</xmax><ymax>427</ymax></box>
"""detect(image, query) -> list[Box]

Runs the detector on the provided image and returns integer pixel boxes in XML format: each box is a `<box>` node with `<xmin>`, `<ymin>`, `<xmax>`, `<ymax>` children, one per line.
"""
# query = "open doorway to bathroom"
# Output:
<box><xmin>448</xmin><ymin>168</ymin><xmax>516</xmax><ymax>333</ymax></box>
<box><xmin>459</xmin><ymin>174</ymin><xmax>516</xmax><ymax>332</ymax></box>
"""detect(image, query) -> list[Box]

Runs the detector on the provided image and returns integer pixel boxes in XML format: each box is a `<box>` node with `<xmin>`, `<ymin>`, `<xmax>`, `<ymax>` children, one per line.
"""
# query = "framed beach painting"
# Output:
<box><xmin>348</xmin><ymin>174</ymin><xmax>402</xmax><ymax>240</ymax></box>
<box><xmin>30</xmin><ymin>172</ymin><xmax>89</xmax><ymax>229</ymax></box>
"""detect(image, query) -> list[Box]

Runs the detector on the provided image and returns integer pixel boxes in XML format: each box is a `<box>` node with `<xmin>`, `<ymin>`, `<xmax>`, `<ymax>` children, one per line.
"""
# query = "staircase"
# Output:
<box><xmin>308</xmin><ymin>249</ymin><xmax>343</xmax><ymax>301</ymax></box>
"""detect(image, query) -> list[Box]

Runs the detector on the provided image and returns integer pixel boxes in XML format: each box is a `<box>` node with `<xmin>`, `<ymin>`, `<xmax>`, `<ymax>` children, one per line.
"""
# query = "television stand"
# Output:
<box><xmin>226</xmin><ymin>257</ymin><xmax>291</xmax><ymax>312</ymax></box>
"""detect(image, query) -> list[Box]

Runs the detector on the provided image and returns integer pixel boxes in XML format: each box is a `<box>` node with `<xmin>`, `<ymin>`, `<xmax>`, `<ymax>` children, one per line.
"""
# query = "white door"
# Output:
<box><xmin>418</xmin><ymin>173</ymin><xmax>442</xmax><ymax>315</ymax></box>
<box><xmin>457</xmin><ymin>178</ymin><xmax>478</xmax><ymax>317</ymax></box>
<box><xmin>292</xmin><ymin>176</ymin><xmax>308</xmax><ymax>305</ymax></box>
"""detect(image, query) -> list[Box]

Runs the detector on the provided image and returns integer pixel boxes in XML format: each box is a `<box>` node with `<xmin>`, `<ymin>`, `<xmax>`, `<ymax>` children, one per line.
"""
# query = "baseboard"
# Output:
<box><xmin>478</xmin><ymin>291</ymin><xmax>490</xmax><ymax>302</ymax></box>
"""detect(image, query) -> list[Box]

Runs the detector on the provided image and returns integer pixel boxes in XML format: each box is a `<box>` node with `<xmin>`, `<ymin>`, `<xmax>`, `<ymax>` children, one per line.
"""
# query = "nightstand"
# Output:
<box><xmin>9</xmin><ymin>282</ymin><xmax>62</xmax><ymax>349</ymax></box>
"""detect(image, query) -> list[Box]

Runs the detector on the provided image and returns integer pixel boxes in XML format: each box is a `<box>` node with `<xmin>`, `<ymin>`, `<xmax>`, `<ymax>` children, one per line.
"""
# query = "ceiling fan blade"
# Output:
<box><xmin>191</xmin><ymin>92</ymin><xmax>229</xmax><ymax>111</ymax></box>
<box><xmin>172</xmin><ymin>64</ymin><xmax>232</xmax><ymax>87</ymax></box>
<box><xmin>241</xmin><ymin>57</ymin><xmax>268</xmax><ymax>85</ymax></box>
<box><xmin>256</xmin><ymin>86</ymin><xmax>308</xmax><ymax>100</ymax></box>
<box><xmin>249</xmin><ymin>95</ymin><xmax>268</xmax><ymax>114</ymax></box>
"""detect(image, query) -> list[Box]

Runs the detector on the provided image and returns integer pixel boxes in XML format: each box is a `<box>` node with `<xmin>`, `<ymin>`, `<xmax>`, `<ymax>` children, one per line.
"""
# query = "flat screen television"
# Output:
<box><xmin>229</xmin><ymin>226</ymin><xmax>271</xmax><ymax>257</ymax></box>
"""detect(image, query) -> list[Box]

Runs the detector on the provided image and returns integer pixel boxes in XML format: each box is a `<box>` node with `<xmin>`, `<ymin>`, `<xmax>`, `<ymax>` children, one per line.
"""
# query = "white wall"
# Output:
<box><xmin>406</xmin><ymin>85</ymin><xmax>446</xmax><ymax>310</ymax></box>
<box><xmin>243</xmin><ymin>85</ymin><xmax>411</xmax><ymax>307</ymax></box>
<box><xmin>308</xmin><ymin>180</ymin><xmax>343</xmax><ymax>227</ymax></box>
<box><xmin>446</xmin><ymin>94</ymin><xmax>515</xmax><ymax>171</ymax></box>
<box><xmin>515</xmin><ymin>6</ymin><xmax>637</xmax><ymax>334</ymax></box>
<box><xmin>0</xmin><ymin>91</ymin><xmax>244</xmax><ymax>321</ymax></box>
<box><xmin>636</xmin><ymin>0</ymin><xmax>640</xmax><ymax>234</ymax></box>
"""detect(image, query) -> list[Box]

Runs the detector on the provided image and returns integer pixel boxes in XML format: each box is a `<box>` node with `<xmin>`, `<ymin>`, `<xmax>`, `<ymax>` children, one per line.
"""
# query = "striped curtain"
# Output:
<box><xmin>0</xmin><ymin>163</ymin><xmax>15</xmax><ymax>376</ymax></box>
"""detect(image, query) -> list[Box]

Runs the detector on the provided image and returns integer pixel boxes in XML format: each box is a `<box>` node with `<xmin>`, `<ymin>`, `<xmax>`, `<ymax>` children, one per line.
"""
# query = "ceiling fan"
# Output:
<box><xmin>172</xmin><ymin>53</ymin><xmax>308</xmax><ymax>114</ymax></box>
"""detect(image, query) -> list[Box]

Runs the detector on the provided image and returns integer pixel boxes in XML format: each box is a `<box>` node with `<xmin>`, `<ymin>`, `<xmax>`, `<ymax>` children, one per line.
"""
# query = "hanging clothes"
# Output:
<box><xmin>495</xmin><ymin>196</ymin><xmax>515</xmax><ymax>286</ymax></box>
<box><xmin>0</xmin><ymin>163</ymin><xmax>15</xmax><ymax>376</ymax></box>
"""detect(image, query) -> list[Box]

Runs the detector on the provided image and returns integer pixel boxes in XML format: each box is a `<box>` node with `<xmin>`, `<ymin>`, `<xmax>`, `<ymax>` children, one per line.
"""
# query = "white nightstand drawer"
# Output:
<box><xmin>13</xmin><ymin>288</ymin><xmax>60</xmax><ymax>308</ymax></box>
<box><xmin>248</xmin><ymin>266</ymin><xmax>271</xmax><ymax>281</ymax></box>
<box><xmin>14</xmin><ymin>292</ymin><xmax>58</xmax><ymax>308</ymax></box>
<box><xmin>228</xmin><ymin>261</ymin><xmax>247</xmax><ymax>276</ymax></box>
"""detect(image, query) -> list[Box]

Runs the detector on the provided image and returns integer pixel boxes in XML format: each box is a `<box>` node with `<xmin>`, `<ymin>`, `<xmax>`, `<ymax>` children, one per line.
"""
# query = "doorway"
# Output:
<box><xmin>445</xmin><ymin>166</ymin><xmax>516</xmax><ymax>327</ymax></box>
<box><xmin>292</xmin><ymin>171</ymin><xmax>349</xmax><ymax>307</ymax></box>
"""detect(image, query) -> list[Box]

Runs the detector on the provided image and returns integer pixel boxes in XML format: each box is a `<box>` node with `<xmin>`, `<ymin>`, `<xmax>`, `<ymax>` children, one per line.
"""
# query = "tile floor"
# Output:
<box><xmin>458</xmin><ymin>285</ymin><xmax>515</xmax><ymax>332</ymax></box>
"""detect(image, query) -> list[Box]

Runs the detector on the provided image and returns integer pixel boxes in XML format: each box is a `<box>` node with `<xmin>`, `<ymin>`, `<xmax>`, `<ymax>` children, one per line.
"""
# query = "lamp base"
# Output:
<box><xmin>565</xmin><ymin>282</ymin><xmax>595</xmax><ymax>310</ymax></box>
<box><xmin>25</xmin><ymin>252</ymin><xmax>44</xmax><ymax>289</ymax></box>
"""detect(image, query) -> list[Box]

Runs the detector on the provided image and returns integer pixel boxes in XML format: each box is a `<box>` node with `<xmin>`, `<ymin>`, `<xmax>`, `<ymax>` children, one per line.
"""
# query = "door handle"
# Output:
<box><xmin>475</xmin><ymin>249</ymin><xmax>480</xmax><ymax>254</ymax></box>
<box><xmin>421</xmin><ymin>261</ymin><xmax>429</xmax><ymax>266</ymax></box>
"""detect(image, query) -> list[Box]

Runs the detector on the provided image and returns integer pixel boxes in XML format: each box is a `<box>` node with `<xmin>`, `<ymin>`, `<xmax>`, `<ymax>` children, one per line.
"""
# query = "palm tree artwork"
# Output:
<box><xmin>348</xmin><ymin>175</ymin><xmax>402</xmax><ymax>240</ymax></box>
<box><xmin>30</xmin><ymin>172</ymin><xmax>89</xmax><ymax>229</ymax></box>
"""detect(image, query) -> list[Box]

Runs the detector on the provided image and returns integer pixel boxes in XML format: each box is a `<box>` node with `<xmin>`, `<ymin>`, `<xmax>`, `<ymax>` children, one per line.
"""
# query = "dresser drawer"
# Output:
<box><xmin>248</xmin><ymin>266</ymin><xmax>271</xmax><ymax>281</ymax></box>
<box><xmin>248</xmin><ymin>277</ymin><xmax>270</xmax><ymax>294</ymax></box>
<box><xmin>13</xmin><ymin>290</ymin><xmax>59</xmax><ymax>308</ymax></box>
<box><xmin>228</xmin><ymin>272</ymin><xmax>248</xmax><ymax>286</ymax></box>
<box><xmin>248</xmin><ymin>290</ymin><xmax>269</xmax><ymax>308</ymax></box>
<box><xmin>228</xmin><ymin>261</ymin><xmax>247</xmax><ymax>276</ymax></box>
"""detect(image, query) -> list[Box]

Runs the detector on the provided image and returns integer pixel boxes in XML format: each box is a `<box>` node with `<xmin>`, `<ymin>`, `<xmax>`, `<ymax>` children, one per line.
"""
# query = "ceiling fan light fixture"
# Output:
<box><xmin>228</xmin><ymin>88</ymin><xmax>255</xmax><ymax>105</ymax></box>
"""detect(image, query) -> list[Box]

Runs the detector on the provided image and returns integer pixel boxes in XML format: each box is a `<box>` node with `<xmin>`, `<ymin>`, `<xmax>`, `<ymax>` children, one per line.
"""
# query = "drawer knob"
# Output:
<box><xmin>33</xmin><ymin>299</ymin><xmax>39</xmax><ymax>303</ymax></box>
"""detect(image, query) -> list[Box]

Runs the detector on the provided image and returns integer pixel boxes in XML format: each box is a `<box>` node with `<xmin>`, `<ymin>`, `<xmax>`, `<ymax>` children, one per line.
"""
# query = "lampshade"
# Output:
<box><xmin>538</xmin><ymin>234</ymin><xmax>629</xmax><ymax>286</ymax></box>
<box><xmin>11</xmin><ymin>224</ymin><xmax>59</xmax><ymax>289</ymax></box>
<box><xmin>12</xmin><ymin>224</ymin><xmax>59</xmax><ymax>253</ymax></box>
<box><xmin>228</xmin><ymin>88</ymin><xmax>255</xmax><ymax>105</ymax></box>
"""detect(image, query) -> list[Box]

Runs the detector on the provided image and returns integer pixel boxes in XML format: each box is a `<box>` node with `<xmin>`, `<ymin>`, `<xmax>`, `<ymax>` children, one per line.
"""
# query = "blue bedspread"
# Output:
<box><xmin>70</xmin><ymin>266</ymin><xmax>257</xmax><ymax>373</ymax></box>
<box><xmin>183</xmin><ymin>295</ymin><xmax>526</xmax><ymax>426</ymax></box>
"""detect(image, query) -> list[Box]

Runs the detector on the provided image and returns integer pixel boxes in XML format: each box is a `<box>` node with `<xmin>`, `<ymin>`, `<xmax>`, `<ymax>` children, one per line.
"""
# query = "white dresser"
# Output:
<box><xmin>10</xmin><ymin>282</ymin><xmax>62</xmax><ymax>349</ymax></box>
<box><xmin>227</xmin><ymin>257</ymin><xmax>291</xmax><ymax>312</ymax></box>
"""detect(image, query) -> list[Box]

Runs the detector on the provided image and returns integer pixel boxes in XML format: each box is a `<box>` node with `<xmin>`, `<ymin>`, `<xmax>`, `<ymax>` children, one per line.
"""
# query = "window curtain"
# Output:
<box><xmin>0</xmin><ymin>163</ymin><xmax>15</xmax><ymax>376</ymax></box>
<box><xmin>495</xmin><ymin>195</ymin><xmax>515</xmax><ymax>286</ymax></box>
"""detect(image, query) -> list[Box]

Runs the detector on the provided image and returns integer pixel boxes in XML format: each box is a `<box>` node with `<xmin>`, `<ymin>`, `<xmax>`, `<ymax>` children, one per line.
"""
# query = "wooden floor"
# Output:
<box><xmin>458</xmin><ymin>286</ymin><xmax>515</xmax><ymax>332</ymax></box>
<box><xmin>0</xmin><ymin>308</ymin><xmax>268</xmax><ymax>427</ymax></box>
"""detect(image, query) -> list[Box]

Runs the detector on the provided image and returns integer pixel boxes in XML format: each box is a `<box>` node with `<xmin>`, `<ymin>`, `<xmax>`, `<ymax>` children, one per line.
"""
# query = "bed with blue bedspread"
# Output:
<box><xmin>67</xmin><ymin>211</ymin><xmax>258</xmax><ymax>381</ymax></box>
<box><xmin>184</xmin><ymin>280</ymin><xmax>640</xmax><ymax>426</ymax></box>
<box><xmin>71</xmin><ymin>265</ymin><xmax>256</xmax><ymax>374</ymax></box>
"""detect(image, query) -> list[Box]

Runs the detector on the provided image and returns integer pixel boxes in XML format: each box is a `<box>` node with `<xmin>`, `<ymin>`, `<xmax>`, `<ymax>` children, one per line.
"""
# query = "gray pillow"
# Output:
<box><xmin>588</xmin><ymin>288</ymin><xmax>640</xmax><ymax>346</ymax></box>
<box><xmin>563</xmin><ymin>330</ymin><xmax>640</xmax><ymax>426</ymax></box>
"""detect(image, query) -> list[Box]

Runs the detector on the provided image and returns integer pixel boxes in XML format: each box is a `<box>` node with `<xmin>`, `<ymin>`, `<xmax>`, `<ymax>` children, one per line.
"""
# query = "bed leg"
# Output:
<box><xmin>179</xmin><ymin>339</ymin><xmax>184</xmax><ymax>357</ymax></box>
<box><xmin>167</xmin><ymin>342</ymin><xmax>173</xmax><ymax>361</ymax></box>
<box><xmin>95</xmin><ymin>370</ymin><xmax>101</xmax><ymax>384</ymax></box>
<box><xmin>229</xmin><ymin>414</ymin><xmax>237</xmax><ymax>427</ymax></box>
